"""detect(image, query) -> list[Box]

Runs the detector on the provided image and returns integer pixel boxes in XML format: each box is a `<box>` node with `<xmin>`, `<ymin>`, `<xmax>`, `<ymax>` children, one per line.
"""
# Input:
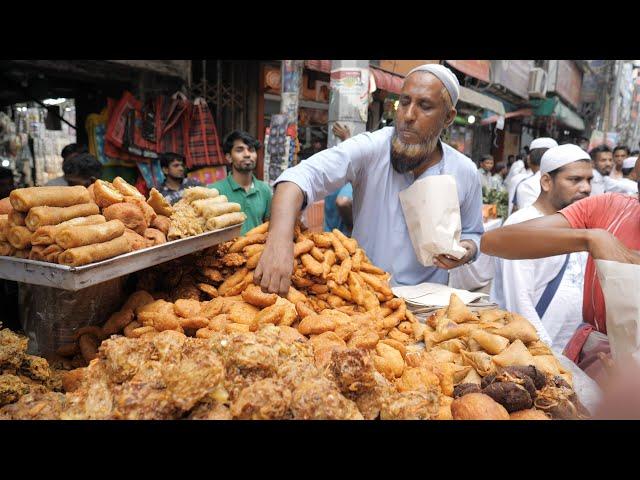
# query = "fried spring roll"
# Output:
<box><xmin>55</xmin><ymin>220</ymin><xmax>125</xmax><ymax>249</ymax></box>
<box><xmin>58</xmin><ymin>235</ymin><xmax>131</xmax><ymax>267</ymax></box>
<box><xmin>25</xmin><ymin>203</ymin><xmax>100</xmax><ymax>231</ymax></box>
<box><xmin>10</xmin><ymin>185</ymin><xmax>90</xmax><ymax>212</ymax></box>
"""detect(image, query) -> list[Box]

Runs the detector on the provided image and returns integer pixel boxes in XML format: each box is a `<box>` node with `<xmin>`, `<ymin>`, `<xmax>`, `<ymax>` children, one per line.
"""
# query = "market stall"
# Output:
<box><xmin>0</xmin><ymin>218</ymin><xmax>599</xmax><ymax>420</ymax></box>
<box><xmin>0</xmin><ymin>182</ymin><xmax>245</xmax><ymax>359</ymax></box>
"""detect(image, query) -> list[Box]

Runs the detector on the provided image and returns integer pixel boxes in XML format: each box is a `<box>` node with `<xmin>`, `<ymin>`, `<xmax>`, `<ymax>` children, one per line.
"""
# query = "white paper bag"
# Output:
<box><xmin>399</xmin><ymin>174</ymin><xmax>467</xmax><ymax>267</ymax></box>
<box><xmin>595</xmin><ymin>259</ymin><xmax>640</xmax><ymax>363</ymax></box>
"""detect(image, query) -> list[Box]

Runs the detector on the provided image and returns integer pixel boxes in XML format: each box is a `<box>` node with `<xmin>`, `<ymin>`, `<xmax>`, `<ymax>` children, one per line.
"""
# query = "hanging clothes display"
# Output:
<box><xmin>98</xmin><ymin>91</ymin><xmax>225</xmax><ymax>190</ymax></box>
<box><xmin>155</xmin><ymin>93</ymin><xmax>191</xmax><ymax>158</ymax></box>
<box><xmin>186</xmin><ymin>98</ymin><xmax>225</xmax><ymax>168</ymax></box>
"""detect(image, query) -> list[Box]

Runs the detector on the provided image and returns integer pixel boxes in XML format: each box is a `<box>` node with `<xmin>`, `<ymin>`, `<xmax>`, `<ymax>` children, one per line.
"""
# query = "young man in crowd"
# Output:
<box><xmin>46</xmin><ymin>144</ymin><xmax>92</xmax><ymax>186</ymax></box>
<box><xmin>512</xmin><ymin>137</ymin><xmax>558</xmax><ymax>212</ymax></box>
<box><xmin>210</xmin><ymin>131</ymin><xmax>272</xmax><ymax>235</ymax></box>
<box><xmin>491</xmin><ymin>144</ymin><xmax>592</xmax><ymax>351</ymax></box>
<box><xmin>477</xmin><ymin>154</ymin><xmax>494</xmax><ymax>190</ymax></box>
<box><xmin>158</xmin><ymin>152</ymin><xmax>203</xmax><ymax>204</ymax></box>
<box><xmin>610</xmin><ymin>145</ymin><xmax>630</xmax><ymax>180</ymax></box>
<box><xmin>590</xmin><ymin>144</ymin><xmax>635</xmax><ymax>196</ymax></box>
<box><xmin>46</xmin><ymin>152</ymin><xmax>102</xmax><ymax>188</ymax></box>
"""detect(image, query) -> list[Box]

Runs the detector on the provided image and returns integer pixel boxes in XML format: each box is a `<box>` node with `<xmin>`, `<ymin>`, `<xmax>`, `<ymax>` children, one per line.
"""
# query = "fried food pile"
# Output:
<box><xmin>59</xmin><ymin>223</ymin><xmax>422</xmax><ymax>376</ymax></box>
<box><xmin>9</xmin><ymin>327</ymin><xmax>404</xmax><ymax>420</ymax></box>
<box><xmin>47</xmin><ymin>224</ymin><xmax>587</xmax><ymax>420</ymax></box>
<box><xmin>0</xmin><ymin>327</ymin><xmax>65</xmax><ymax>419</ymax></box>
<box><xmin>0</xmin><ymin>179</ymin><xmax>174</xmax><ymax>265</ymax></box>
<box><xmin>167</xmin><ymin>187</ymin><xmax>246</xmax><ymax>240</ymax></box>
<box><xmin>417</xmin><ymin>298</ymin><xmax>589</xmax><ymax>419</ymax></box>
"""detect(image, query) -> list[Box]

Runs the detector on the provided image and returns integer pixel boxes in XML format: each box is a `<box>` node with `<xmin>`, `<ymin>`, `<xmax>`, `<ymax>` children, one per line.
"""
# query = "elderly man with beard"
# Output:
<box><xmin>255</xmin><ymin>64</ymin><xmax>484</xmax><ymax>295</ymax></box>
<box><xmin>210</xmin><ymin>130</ymin><xmax>272</xmax><ymax>235</ymax></box>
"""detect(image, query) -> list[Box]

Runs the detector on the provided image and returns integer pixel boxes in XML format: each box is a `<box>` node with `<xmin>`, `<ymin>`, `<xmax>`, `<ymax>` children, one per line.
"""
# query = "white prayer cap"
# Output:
<box><xmin>406</xmin><ymin>64</ymin><xmax>460</xmax><ymax>106</ymax></box>
<box><xmin>530</xmin><ymin>137</ymin><xmax>559</xmax><ymax>150</ymax></box>
<box><xmin>623</xmin><ymin>156</ymin><xmax>638</xmax><ymax>169</ymax></box>
<box><xmin>540</xmin><ymin>144</ymin><xmax>591</xmax><ymax>174</ymax></box>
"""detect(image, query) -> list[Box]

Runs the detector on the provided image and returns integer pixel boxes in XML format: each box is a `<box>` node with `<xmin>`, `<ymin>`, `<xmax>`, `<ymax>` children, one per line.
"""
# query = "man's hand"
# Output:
<box><xmin>587</xmin><ymin>229</ymin><xmax>640</xmax><ymax>265</ymax></box>
<box><xmin>254</xmin><ymin>236</ymin><xmax>295</xmax><ymax>297</ymax></box>
<box><xmin>332</xmin><ymin>122</ymin><xmax>351</xmax><ymax>142</ymax></box>
<box><xmin>433</xmin><ymin>240</ymin><xmax>477</xmax><ymax>270</ymax></box>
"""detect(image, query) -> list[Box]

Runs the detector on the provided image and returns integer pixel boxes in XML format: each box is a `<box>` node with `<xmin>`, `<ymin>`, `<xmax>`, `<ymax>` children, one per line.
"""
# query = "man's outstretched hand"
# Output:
<box><xmin>254</xmin><ymin>235</ymin><xmax>295</xmax><ymax>297</ymax></box>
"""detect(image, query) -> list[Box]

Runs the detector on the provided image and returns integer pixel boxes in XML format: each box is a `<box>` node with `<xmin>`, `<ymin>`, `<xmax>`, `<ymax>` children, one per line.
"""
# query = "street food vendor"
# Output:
<box><xmin>255</xmin><ymin>64</ymin><xmax>484</xmax><ymax>295</ymax></box>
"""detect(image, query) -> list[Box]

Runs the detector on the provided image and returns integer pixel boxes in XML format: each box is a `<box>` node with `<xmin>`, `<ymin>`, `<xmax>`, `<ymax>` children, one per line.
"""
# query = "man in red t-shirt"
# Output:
<box><xmin>481</xmin><ymin>154</ymin><xmax>640</xmax><ymax>382</ymax></box>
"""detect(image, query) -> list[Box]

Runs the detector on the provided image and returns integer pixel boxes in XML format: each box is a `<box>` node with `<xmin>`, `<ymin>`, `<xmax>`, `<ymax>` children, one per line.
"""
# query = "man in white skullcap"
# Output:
<box><xmin>615</xmin><ymin>156</ymin><xmax>639</xmax><ymax>195</ymax></box>
<box><xmin>510</xmin><ymin>137</ymin><xmax>558</xmax><ymax>214</ymax></box>
<box><xmin>491</xmin><ymin>144</ymin><xmax>593</xmax><ymax>350</ymax></box>
<box><xmin>483</xmin><ymin>147</ymin><xmax>640</xmax><ymax>384</ymax></box>
<box><xmin>255</xmin><ymin>63</ymin><xmax>485</xmax><ymax>294</ymax></box>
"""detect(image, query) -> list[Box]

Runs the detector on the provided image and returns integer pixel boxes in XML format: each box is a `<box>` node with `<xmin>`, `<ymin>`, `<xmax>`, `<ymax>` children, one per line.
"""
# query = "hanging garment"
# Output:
<box><xmin>155</xmin><ymin>93</ymin><xmax>191</xmax><ymax>157</ymax></box>
<box><xmin>186</xmin><ymin>98</ymin><xmax>225</xmax><ymax>168</ymax></box>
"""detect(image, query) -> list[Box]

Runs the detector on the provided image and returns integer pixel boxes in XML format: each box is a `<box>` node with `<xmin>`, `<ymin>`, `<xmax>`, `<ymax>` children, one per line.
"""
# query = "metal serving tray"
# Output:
<box><xmin>0</xmin><ymin>225</ymin><xmax>241</xmax><ymax>291</ymax></box>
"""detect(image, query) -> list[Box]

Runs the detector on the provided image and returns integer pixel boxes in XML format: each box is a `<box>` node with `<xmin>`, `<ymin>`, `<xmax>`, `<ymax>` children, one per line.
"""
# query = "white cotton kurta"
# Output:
<box><xmin>507</xmin><ymin>172</ymin><xmax>530</xmax><ymax>215</ymax></box>
<box><xmin>491</xmin><ymin>205</ymin><xmax>586</xmax><ymax>350</ymax></box>
<box><xmin>505</xmin><ymin>159</ymin><xmax>526</xmax><ymax>186</ymax></box>
<box><xmin>591</xmin><ymin>169</ymin><xmax>637</xmax><ymax>196</ymax></box>
<box><xmin>514</xmin><ymin>171</ymin><xmax>541</xmax><ymax>210</ymax></box>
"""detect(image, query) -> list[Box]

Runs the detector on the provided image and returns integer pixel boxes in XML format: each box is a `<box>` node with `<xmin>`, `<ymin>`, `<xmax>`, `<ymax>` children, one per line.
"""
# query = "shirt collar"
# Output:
<box><xmin>226</xmin><ymin>173</ymin><xmax>257</xmax><ymax>192</ymax></box>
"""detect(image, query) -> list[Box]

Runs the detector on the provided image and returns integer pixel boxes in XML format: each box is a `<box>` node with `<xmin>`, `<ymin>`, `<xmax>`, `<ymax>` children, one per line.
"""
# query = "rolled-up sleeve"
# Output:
<box><xmin>459</xmin><ymin>169</ymin><xmax>485</xmax><ymax>260</ymax></box>
<box><xmin>274</xmin><ymin>134</ymin><xmax>372</xmax><ymax>208</ymax></box>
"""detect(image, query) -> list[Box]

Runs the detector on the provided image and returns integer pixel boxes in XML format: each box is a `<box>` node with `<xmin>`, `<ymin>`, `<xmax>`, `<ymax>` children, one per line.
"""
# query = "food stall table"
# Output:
<box><xmin>0</xmin><ymin>225</ymin><xmax>241</xmax><ymax>357</ymax></box>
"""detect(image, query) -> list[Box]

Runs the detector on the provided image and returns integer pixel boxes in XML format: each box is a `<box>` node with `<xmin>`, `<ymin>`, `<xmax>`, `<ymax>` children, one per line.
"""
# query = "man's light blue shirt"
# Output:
<box><xmin>275</xmin><ymin>127</ymin><xmax>484</xmax><ymax>287</ymax></box>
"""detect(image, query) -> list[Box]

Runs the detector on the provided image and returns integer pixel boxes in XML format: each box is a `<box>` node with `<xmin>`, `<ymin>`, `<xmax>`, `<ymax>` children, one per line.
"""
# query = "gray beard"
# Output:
<box><xmin>390</xmin><ymin>130</ymin><xmax>441</xmax><ymax>174</ymax></box>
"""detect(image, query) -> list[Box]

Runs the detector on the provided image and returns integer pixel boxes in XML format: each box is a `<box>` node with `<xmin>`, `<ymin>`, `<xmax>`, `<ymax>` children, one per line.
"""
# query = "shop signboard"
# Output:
<box><xmin>329</xmin><ymin>67</ymin><xmax>370</xmax><ymax>122</ymax></box>
<box><xmin>446</xmin><ymin>60</ymin><xmax>491</xmax><ymax>83</ymax></box>
<box><xmin>490</xmin><ymin>60</ymin><xmax>534</xmax><ymax>99</ymax></box>
<box><xmin>589</xmin><ymin>130</ymin><xmax>619</xmax><ymax>151</ymax></box>
<box><xmin>549</xmin><ymin>60</ymin><xmax>583</xmax><ymax>109</ymax></box>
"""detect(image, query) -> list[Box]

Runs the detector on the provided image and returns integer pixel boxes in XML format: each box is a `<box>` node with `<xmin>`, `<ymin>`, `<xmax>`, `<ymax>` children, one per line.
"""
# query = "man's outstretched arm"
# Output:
<box><xmin>254</xmin><ymin>182</ymin><xmax>304</xmax><ymax>296</ymax></box>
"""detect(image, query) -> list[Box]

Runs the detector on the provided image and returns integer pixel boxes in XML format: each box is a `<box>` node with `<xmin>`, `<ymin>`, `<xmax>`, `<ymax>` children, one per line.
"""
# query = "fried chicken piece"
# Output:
<box><xmin>19</xmin><ymin>354</ymin><xmax>51</xmax><ymax>383</ymax></box>
<box><xmin>0</xmin><ymin>328</ymin><xmax>28</xmax><ymax>370</ymax></box>
<box><xmin>352</xmin><ymin>371</ymin><xmax>394</xmax><ymax>420</ymax></box>
<box><xmin>188</xmin><ymin>401</ymin><xmax>233</xmax><ymax>420</ymax></box>
<box><xmin>327</xmin><ymin>348</ymin><xmax>377</xmax><ymax>395</ymax></box>
<box><xmin>99</xmin><ymin>337</ymin><xmax>158</xmax><ymax>384</ymax></box>
<box><xmin>213</xmin><ymin>333</ymin><xmax>279</xmax><ymax>379</ymax></box>
<box><xmin>290</xmin><ymin>377</ymin><xmax>363</xmax><ymax>420</ymax></box>
<box><xmin>221</xmin><ymin>253</ymin><xmax>247</xmax><ymax>268</ymax></box>
<box><xmin>60</xmin><ymin>362</ymin><xmax>114</xmax><ymax>420</ymax></box>
<box><xmin>276</xmin><ymin>359</ymin><xmax>322</xmax><ymax>391</ymax></box>
<box><xmin>380</xmin><ymin>389</ymin><xmax>441</xmax><ymax>420</ymax></box>
<box><xmin>230</xmin><ymin>378</ymin><xmax>293</xmax><ymax>420</ymax></box>
<box><xmin>0</xmin><ymin>389</ymin><xmax>65</xmax><ymax>420</ymax></box>
<box><xmin>0</xmin><ymin>374</ymin><xmax>30</xmax><ymax>406</ymax></box>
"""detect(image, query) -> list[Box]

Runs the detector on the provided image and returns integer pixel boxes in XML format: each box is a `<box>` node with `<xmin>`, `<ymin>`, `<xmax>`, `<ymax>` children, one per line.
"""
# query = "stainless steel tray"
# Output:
<box><xmin>0</xmin><ymin>225</ymin><xmax>241</xmax><ymax>291</ymax></box>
